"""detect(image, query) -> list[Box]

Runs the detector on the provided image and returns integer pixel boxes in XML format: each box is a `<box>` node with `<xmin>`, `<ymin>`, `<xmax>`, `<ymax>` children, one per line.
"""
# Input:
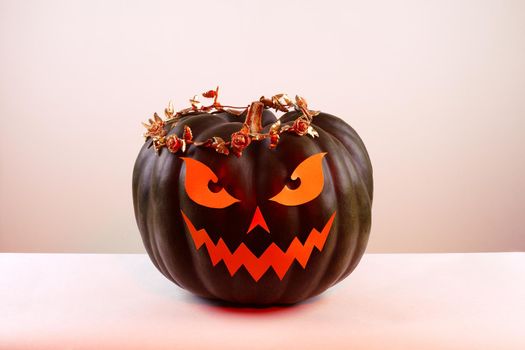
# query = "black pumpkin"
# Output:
<box><xmin>132</xmin><ymin>96</ymin><xmax>373</xmax><ymax>305</ymax></box>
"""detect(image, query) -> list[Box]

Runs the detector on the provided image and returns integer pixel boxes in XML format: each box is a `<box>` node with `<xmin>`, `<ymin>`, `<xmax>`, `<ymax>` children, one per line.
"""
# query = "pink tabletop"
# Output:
<box><xmin>1</xmin><ymin>253</ymin><xmax>523</xmax><ymax>349</ymax></box>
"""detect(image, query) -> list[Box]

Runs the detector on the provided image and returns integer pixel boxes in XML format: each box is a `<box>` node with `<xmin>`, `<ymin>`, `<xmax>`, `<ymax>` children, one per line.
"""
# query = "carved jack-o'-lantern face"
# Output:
<box><xmin>179</xmin><ymin>152</ymin><xmax>335</xmax><ymax>282</ymax></box>
<box><xmin>133</xmin><ymin>92</ymin><xmax>373</xmax><ymax>305</ymax></box>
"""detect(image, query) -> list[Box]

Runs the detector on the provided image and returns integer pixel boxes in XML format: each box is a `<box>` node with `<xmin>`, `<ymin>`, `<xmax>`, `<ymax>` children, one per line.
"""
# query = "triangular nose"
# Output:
<box><xmin>247</xmin><ymin>206</ymin><xmax>270</xmax><ymax>234</ymax></box>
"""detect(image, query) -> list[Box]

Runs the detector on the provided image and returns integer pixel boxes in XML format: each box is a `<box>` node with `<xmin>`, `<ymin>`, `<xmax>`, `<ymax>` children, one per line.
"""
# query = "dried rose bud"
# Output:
<box><xmin>202</xmin><ymin>90</ymin><xmax>217</xmax><ymax>98</ymax></box>
<box><xmin>165</xmin><ymin>135</ymin><xmax>183</xmax><ymax>153</ymax></box>
<box><xmin>269</xmin><ymin>133</ymin><xmax>280</xmax><ymax>149</ymax></box>
<box><xmin>291</xmin><ymin>118</ymin><xmax>310</xmax><ymax>136</ymax></box>
<box><xmin>230</xmin><ymin>131</ymin><xmax>251</xmax><ymax>157</ymax></box>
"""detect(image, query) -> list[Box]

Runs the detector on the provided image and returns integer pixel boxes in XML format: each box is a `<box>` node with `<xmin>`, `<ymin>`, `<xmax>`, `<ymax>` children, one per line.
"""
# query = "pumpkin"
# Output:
<box><xmin>132</xmin><ymin>90</ymin><xmax>373</xmax><ymax>305</ymax></box>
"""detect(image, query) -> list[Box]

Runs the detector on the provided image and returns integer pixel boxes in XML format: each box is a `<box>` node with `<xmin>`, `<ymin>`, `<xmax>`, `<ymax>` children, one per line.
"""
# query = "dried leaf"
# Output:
<box><xmin>271</xmin><ymin>93</ymin><xmax>293</xmax><ymax>112</ymax></box>
<box><xmin>269</xmin><ymin>120</ymin><xmax>281</xmax><ymax>134</ymax></box>
<box><xmin>143</xmin><ymin>114</ymin><xmax>166</xmax><ymax>139</ymax></box>
<box><xmin>216</xmin><ymin>145</ymin><xmax>229</xmax><ymax>155</ymax></box>
<box><xmin>183</xmin><ymin>125</ymin><xmax>193</xmax><ymax>142</ymax></box>
<box><xmin>307</xmin><ymin>126</ymin><xmax>319</xmax><ymax>138</ymax></box>
<box><xmin>153</xmin><ymin>112</ymin><xmax>163</xmax><ymax>122</ymax></box>
<box><xmin>224</xmin><ymin>108</ymin><xmax>246</xmax><ymax>116</ymax></box>
<box><xmin>295</xmin><ymin>95</ymin><xmax>308</xmax><ymax>110</ymax></box>
<box><xmin>178</xmin><ymin>107</ymin><xmax>194</xmax><ymax>116</ymax></box>
<box><xmin>189</xmin><ymin>96</ymin><xmax>202</xmax><ymax>110</ymax></box>
<box><xmin>164</xmin><ymin>101</ymin><xmax>175</xmax><ymax>119</ymax></box>
<box><xmin>152</xmin><ymin>136</ymin><xmax>166</xmax><ymax>153</ymax></box>
<box><xmin>209</xmin><ymin>137</ymin><xmax>229</xmax><ymax>155</ymax></box>
<box><xmin>259</xmin><ymin>96</ymin><xmax>273</xmax><ymax>108</ymax></box>
<box><xmin>280</xmin><ymin>125</ymin><xmax>292</xmax><ymax>132</ymax></box>
<box><xmin>280</xmin><ymin>94</ymin><xmax>293</xmax><ymax>106</ymax></box>
<box><xmin>271</xmin><ymin>103</ymin><xmax>288</xmax><ymax>112</ymax></box>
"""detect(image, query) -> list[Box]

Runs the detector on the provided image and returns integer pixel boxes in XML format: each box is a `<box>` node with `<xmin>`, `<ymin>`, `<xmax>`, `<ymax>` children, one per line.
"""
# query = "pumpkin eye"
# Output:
<box><xmin>286</xmin><ymin>177</ymin><xmax>301</xmax><ymax>190</ymax></box>
<box><xmin>207</xmin><ymin>180</ymin><xmax>223</xmax><ymax>193</ymax></box>
<box><xmin>269</xmin><ymin>152</ymin><xmax>327</xmax><ymax>206</ymax></box>
<box><xmin>181</xmin><ymin>157</ymin><xmax>240</xmax><ymax>209</ymax></box>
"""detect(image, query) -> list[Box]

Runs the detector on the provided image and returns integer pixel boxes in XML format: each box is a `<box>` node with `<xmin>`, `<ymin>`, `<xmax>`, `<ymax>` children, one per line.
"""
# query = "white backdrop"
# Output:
<box><xmin>0</xmin><ymin>0</ymin><xmax>524</xmax><ymax>253</ymax></box>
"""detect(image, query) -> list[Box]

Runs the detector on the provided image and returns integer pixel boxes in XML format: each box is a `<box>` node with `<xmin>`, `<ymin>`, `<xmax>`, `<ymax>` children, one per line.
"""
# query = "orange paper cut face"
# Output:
<box><xmin>179</xmin><ymin>152</ymin><xmax>336</xmax><ymax>282</ymax></box>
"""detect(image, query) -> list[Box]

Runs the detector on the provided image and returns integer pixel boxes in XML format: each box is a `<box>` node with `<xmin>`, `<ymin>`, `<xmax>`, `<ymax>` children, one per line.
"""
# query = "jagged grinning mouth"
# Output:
<box><xmin>180</xmin><ymin>210</ymin><xmax>336</xmax><ymax>282</ymax></box>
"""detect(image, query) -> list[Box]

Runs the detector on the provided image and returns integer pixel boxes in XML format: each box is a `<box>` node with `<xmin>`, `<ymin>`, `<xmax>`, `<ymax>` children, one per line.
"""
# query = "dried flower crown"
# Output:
<box><xmin>142</xmin><ymin>87</ymin><xmax>320</xmax><ymax>157</ymax></box>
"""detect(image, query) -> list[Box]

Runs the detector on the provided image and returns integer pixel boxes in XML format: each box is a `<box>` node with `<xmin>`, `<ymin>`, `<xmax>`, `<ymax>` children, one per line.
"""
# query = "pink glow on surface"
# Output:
<box><xmin>1</xmin><ymin>253</ymin><xmax>524</xmax><ymax>349</ymax></box>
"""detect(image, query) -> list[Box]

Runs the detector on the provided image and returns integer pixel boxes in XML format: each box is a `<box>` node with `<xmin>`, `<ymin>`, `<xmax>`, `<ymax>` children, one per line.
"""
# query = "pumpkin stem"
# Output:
<box><xmin>244</xmin><ymin>101</ymin><xmax>264</xmax><ymax>134</ymax></box>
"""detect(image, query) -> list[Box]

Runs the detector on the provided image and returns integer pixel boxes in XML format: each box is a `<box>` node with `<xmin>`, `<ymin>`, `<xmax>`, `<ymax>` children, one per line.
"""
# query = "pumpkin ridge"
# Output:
<box><xmin>133</xmin><ymin>149</ymin><xmax>162</xmax><ymax>273</ymax></box>
<box><xmin>311</xmin><ymin>113</ymin><xmax>373</xmax><ymax>200</ymax></box>
<box><xmin>303</xmin><ymin>120</ymin><xmax>371</xmax><ymax>291</ymax></box>
<box><xmin>148</xmin><ymin>154</ymin><xmax>174</xmax><ymax>281</ymax></box>
<box><xmin>312</xmin><ymin>116</ymin><xmax>373</xmax><ymax>208</ymax></box>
